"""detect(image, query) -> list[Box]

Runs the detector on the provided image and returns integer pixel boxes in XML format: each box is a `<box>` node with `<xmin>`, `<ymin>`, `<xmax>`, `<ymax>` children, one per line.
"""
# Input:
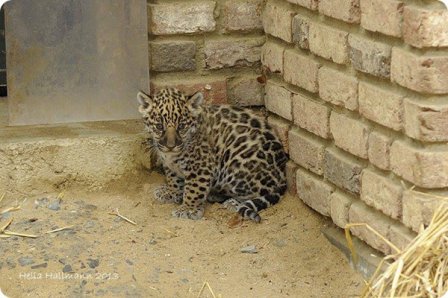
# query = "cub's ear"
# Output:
<box><xmin>187</xmin><ymin>91</ymin><xmax>204</xmax><ymax>110</ymax></box>
<box><xmin>137</xmin><ymin>91</ymin><xmax>152</xmax><ymax>114</ymax></box>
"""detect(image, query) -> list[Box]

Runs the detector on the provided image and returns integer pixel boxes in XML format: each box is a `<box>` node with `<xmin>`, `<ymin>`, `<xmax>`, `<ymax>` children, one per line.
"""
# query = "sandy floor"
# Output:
<box><xmin>0</xmin><ymin>172</ymin><xmax>363</xmax><ymax>297</ymax></box>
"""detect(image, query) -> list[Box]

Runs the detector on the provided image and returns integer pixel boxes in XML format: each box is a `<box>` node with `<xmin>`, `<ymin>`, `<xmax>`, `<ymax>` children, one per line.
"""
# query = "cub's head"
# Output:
<box><xmin>137</xmin><ymin>88</ymin><xmax>204</xmax><ymax>153</ymax></box>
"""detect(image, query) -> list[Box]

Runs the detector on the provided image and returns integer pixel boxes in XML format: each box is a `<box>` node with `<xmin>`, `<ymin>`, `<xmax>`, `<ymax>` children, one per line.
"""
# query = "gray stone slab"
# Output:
<box><xmin>5</xmin><ymin>0</ymin><xmax>149</xmax><ymax>125</ymax></box>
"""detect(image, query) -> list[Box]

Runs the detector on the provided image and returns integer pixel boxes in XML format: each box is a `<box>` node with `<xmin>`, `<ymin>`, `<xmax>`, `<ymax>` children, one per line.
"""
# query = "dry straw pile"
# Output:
<box><xmin>346</xmin><ymin>195</ymin><xmax>448</xmax><ymax>298</ymax></box>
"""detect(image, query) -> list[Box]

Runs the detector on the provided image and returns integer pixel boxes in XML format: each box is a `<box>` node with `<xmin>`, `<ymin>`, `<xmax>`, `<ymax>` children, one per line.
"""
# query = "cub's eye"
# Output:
<box><xmin>178</xmin><ymin>123</ymin><xmax>186</xmax><ymax>130</ymax></box>
<box><xmin>155</xmin><ymin>123</ymin><xmax>163</xmax><ymax>130</ymax></box>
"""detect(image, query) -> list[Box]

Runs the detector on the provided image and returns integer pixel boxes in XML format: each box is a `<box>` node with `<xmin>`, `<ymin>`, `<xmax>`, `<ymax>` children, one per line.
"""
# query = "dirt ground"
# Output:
<box><xmin>0</xmin><ymin>172</ymin><xmax>363</xmax><ymax>298</ymax></box>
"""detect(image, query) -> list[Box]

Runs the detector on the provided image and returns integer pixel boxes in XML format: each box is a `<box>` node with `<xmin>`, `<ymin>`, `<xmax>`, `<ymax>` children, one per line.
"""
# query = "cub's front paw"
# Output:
<box><xmin>172</xmin><ymin>205</ymin><xmax>204</xmax><ymax>220</ymax></box>
<box><xmin>153</xmin><ymin>184</ymin><xmax>182</xmax><ymax>204</ymax></box>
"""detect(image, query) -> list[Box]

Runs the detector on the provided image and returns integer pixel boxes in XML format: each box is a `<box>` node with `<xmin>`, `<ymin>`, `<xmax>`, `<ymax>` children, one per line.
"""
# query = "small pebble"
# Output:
<box><xmin>87</xmin><ymin>258</ymin><xmax>100</xmax><ymax>269</ymax></box>
<box><xmin>18</xmin><ymin>256</ymin><xmax>35</xmax><ymax>267</ymax></box>
<box><xmin>148</xmin><ymin>239</ymin><xmax>157</xmax><ymax>245</ymax></box>
<box><xmin>31</xmin><ymin>263</ymin><xmax>47</xmax><ymax>269</ymax></box>
<box><xmin>34</xmin><ymin>197</ymin><xmax>49</xmax><ymax>208</ymax></box>
<box><xmin>6</xmin><ymin>257</ymin><xmax>16</xmax><ymax>269</ymax></box>
<box><xmin>62</xmin><ymin>264</ymin><xmax>73</xmax><ymax>273</ymax></box>
<box><xmin>240</xmin><ymin>245</ymin><xmax>258</xmax><ymax>254</ymax></box>
<box><xmin>273</xmin><ymin>239</ymin><xmax>287</xmax><ymax>248</ymax></box>
<box><xmin>125</xmin><ymin>259</ymin><xmax>133</xmax><ymax>266</ymax></box>
<box><xmin>48</xmin><ymin>199</ymin><xmax>61</xmax><ymax>211</ymax></box>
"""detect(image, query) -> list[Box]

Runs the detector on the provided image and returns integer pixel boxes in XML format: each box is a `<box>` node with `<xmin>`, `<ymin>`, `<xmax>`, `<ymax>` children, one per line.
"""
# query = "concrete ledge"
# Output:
<box><xmin>0</xmin><ymin>120</ymin><xmax>151</xmax><ymax>196</ymax></box>
<box><xmin>322</xmin><ymin>225</ymin><xmax>387</xmax><ymax>279</ymax></box>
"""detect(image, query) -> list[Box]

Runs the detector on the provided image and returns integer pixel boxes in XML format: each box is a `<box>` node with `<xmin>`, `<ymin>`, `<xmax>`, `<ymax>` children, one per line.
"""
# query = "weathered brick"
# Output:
<box><xmin>204</xmin><ymin>37</ymin><xmax>264</xmax><ymax>70</ymax></box>
<box><xmin>330</xmin><ymin>191</ymin><xmax>356</xmax><ymax>229</ymax></box>
<box><xmin>359</xmin><ymin>82</ymin><xmax>403</xmax><ymax>131</ymax></box>
<box><xmin>289</xmin><ymin>129</ymin><xmax>326</xmax><ymax>175</ymax></box>
<box><xmin>296</xmin><ymin>168</ymin><xmax>335</xmax><ymax>216</ymax></box>
<box><xmin>349</xmin><ymin>201</ymin><xmax>392</xmax><ymax>255</ymax></box>
<box><xmin>319</xmin><ymin>67</ymin><xmax>358</xmax><ymax>111</ymax></box>
<box><xmin>265</xmin><ymin>81</ymin><xmax>293</xmax><ymax>121</ymax></box>
<box><xmin>319</xmin><ymin>0</ymin><xmax>361</xmax><ymax>23</ymax></box>
<box><xmin>150</xmin><ymin>40</ymin><xmax>196</xmax><ymax>72</ymax></box>
<box><xmin>349</xmin><ymin>35</ymin><xmax>391</xmax><ymax>78</ymax></box>
<box><xmin>149</xmin><ymin>2</ymin><xmax>216</xmax><ymax>35</ymax></box>
<box><xmin>361</xmin><ymin>169</ymin><xmax>403</xmax><ymax>220</ymax></box>
<box><xmin>287</xmin><ymin>0</ymin><xmax>318</xmax><ymax>10</ymax></box>
<box><xmin>268</xmin><ymin>115</ymin><xmax>290</xmax><ymax>153</ymax></box>
<box><xmin>403</xmin><ymin>6</ymin><xmax>448</xmax><ymax>48</ymax></box>
<box><xmin>330</xmin><ymin>112</ymin><xmax>369</xmax><ymax>159</ymax></box>
<box><xmin>391</xmin><ymin>48</ymin><xmax>448</xmax><ymax>95</ymax></box>
<box><xmin>150</xmin><ymin>78</ymin><xmax>227</xmax><ymax>105</ymax></box>
<box><xmin>286</xmin><ymin>161</ymin><xmax>299</xmax><ymax>195</ymax></box>
<box><xmin>324</xmin><ymin>148</ymin><xmax>364</xmax><ymax>194</ymax></box>
<box><xmin>223</xmin><ymin>0</ymin><xmax>263</xmax><ymax>32</ymax></box>
<box><xmin>292</xmin><ymin>94</ymin><xmax>330</xmax><ymax>139</ymax></box>
<box><xmin>284</xmin><ymin>49</ymin><xmax>320</xmax><ymax>93</ymax></box>
<box><xmin>389</xmin><ymin>224</ymin><xmax>417</xmax><ymax>251</ymax></box>
<box><xmin>309</xmin><ymin>23</ymin><xmax>349</xmax><ymax>64</ymax></box>
<box><xmin>390</xmin><ymin>141</ymin><xmax>448</xmax><ymax>188</ymax></box>
<box><xmin>292</xmin><ymin>15</ymin><xmax>310</xmax><ymax>49</ymax></box>
<box><xmin>261</xmin><ymin>42</ymin><xmax>284</xmax><ymax>74</ymax></box>
<box><xmin>227</xmin><ymin>77</ymin><xmax>263</xmax><ymax>107</ymax></box>
<box><xmin>404</xmin><ymin>99</ymin><xmax>448</xmax><ymax>142</ymax></box>
<box><xmin>402</xmin><ymin>190</ymin><xmax>446</xmax><ymax>232</ymax></box>
<box><xmin>368</xmin><ymin>131</ymin><xmax>392</xmax><ymax>171</ymax></box>
<box><xmin>263</xmin><ymin>1</ymin><xmax>296</xmax><ymax>42</ymax></box>
<box><xmin>360</xmin><ymin>0</ymin><xmax>404</xmax><ymax>37</ymax></box>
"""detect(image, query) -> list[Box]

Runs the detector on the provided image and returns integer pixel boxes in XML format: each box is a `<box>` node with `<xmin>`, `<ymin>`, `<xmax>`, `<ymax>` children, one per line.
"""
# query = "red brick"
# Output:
<box><xmin>286</xmin><ymin>161</ymin><xmax>299</xmax><ymax>195</ymax></box>
<box><xmin>150</xmin><ymin>40</ymin><xmax>196</xmax><ymax>72</ymax></box>
<box><xmin>368</xmin><ymin>131</ymin><xmax>392</xmax><ymax>171</ymax></box>
<box><xmin>403</xmin><ymin>6</ymin><xmax>448</xmax><ymax>48</ymax></box>
<box><xmin>330</xmin><ymin>112</ymin><xmax>369</xmax><ymax>159</ymax></box>
<box><xmin>361</xmin><ymin>169</ymin><xmax>403</xmax><ymax>220</ymax></box>
<box><xmin>261</xmin><ymin>42</ymin><xmax>284</xmax><ymax>74</ymax></box>
<box><xmin>223</xmin><ymin>0</ymin><xmax>264</xmax><ymax>32</ymax></box>
<box><xmin>292</xmin><ymin>15</ymin><xmax>310</xmax><ymax>50</ymax></box>
<box><xmin>267</xmin><ymin>115</ymin><xmax>290</xmax><ymax>153</ymax></box>
<box><xmin>289</xmin><ymin>128</ymin><xmax>326</xmax><ymax>175</ymax></box>
<box><xmin>390</xmin><ymin>141</ymin><xmax>448</xmax><ymax>188</ymax></box>
<box><xmin>324</xmin><ymin>148</ymin><xmax>364</xmax><ymax>194</ymax></box>
<box><xmin>402</xmin><ymin>190</ymin><xmax>446</xmax><ymax>232</ymax></box>
<box><xmin>349</xmin><ymin>201</ymin><xmax>392</xmax><ymax>255</ymax></box>
<box><xmin>263</xmin><ymin>1</ymin><xmax>296</xmax><ymax>42</ymax></box>
<box><xmin>149</xmin><ymin>2</ymin><xmax>216</xmax><ymax>35</ymax></box>
<box><xmin>265</xmin><ymin>81</ymin><xmax>293</xmax><ymax>121</ymax></box>
<box><xmin>309</xmin><ymin>22</ymin><xmax>349</xmax><ymax>64</ymax></box>
<box><xmin>404</xmin><ymin>99</ymin><xmax>448</xmax><ymax>142</ymax></box>
<box><xmin>287</xmin><ymin>0</ymin><xmax>318</xmax><ymax>10</ymax></box>
<box><xmin>330</xmin><ymin>191</ymin><xmax>356</xmax><ymax>229</ymax></box>
<box><xmin>349</xmin><ymin>35</ymin><xmax>391</xmax><ymax>78</ymax></box>
<box><xmin>359</xmin><ymin>82</ymin><xmax>403</xmax><ymax>131</ymax></box>
<box><xmin>319</xmin><ymin>0</ymin><xmax>361</xmax><ymax>23</ymax></box>
<box><xmin>150</xmin><ymin>78</ymin><xmax>227</xmax><ymax>104</ymax></box>
<box><xmin>284</xmin><ymin>49</ymin><xmax>321</xmax><ymax>93</ymax></box>
<box><xmin>391</xmin><ymin>48</ymin><xmax>448</xmax><ymax>95</ymax></box>
<box><xmin>389</xmin><ymin>223</ymin><xmax>417</xmax><ymax>251</ymax></box>
<box><xmin>292</xmin><ymin>94</ymin><xmax>330</xmax><ymax>139</ymax></box>
<box><xmin>227</xmin><ymin>77</ymin><xmax>263</xmax><ymax>107</ymax></box>
<box><xmin>204</xmin><ymin>37</ymin><xmax>264</xmax><ymax>70</ymax></box>
<box><xmin>319</xmin><ymin>67</ymin><xmax>358</xmax><ymax>111</ymax></box>
<box><xmin>360</xmin><ymin>0</ymin><xmax>404</xmax><ymax>37</ymax></box>
<box><xmin>296</xmin><ymin>168</ymin><xmax>335</xmax><ymax>216</ymax></box>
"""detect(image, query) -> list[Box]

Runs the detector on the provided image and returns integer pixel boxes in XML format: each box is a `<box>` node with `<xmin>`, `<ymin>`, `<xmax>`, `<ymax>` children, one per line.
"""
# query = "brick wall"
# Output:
<box><xmin>262</xmin><ymin>0</ymin><xmax>448</xmax><ymax>254</ymax></box>
<box><xmin>147</xmin><ymin>0</ymin><xmax>266</xmax><ymax>106</ymax></box>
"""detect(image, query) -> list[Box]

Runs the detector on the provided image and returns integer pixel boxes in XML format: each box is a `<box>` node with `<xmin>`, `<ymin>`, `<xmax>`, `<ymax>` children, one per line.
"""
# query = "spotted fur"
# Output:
<box><xmin>137</xmin><ymin>88</ymin><xmax>287</xmax><ymax>222</ymax></box>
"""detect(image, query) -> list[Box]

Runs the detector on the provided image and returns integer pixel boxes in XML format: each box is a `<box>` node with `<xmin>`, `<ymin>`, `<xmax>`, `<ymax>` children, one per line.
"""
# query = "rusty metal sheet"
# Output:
<box><xmin>5</xmin><ymin>0</ymin><xmax>149</xmax><ymax>125</ymax></box>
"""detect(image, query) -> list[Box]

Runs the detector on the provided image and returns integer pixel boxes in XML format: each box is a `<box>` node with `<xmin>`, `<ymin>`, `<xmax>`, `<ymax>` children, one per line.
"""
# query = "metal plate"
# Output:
<box><xmin>5</xmin><ymin>0</ymin><xmax>149</xmax><ymax>125</ymax></box>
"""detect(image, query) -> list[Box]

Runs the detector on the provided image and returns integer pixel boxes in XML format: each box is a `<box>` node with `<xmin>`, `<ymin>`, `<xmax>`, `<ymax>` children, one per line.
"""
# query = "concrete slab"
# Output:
<box><xmin>322</xmin><ymin>225</ymin><xmax>388</xmax><ymax>279</ymax></box>
<box><xmin>0</xmin><ymin>120</ymin><xmax>151</xmax><ymax>196</ymax></box>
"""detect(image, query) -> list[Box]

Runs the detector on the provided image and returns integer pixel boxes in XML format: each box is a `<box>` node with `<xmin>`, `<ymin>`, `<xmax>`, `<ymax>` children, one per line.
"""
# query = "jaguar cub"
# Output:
<box><xmin>137</xmin><ymin>88</ymin><xmax>287</xmax><ymax>222</ymax></box>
